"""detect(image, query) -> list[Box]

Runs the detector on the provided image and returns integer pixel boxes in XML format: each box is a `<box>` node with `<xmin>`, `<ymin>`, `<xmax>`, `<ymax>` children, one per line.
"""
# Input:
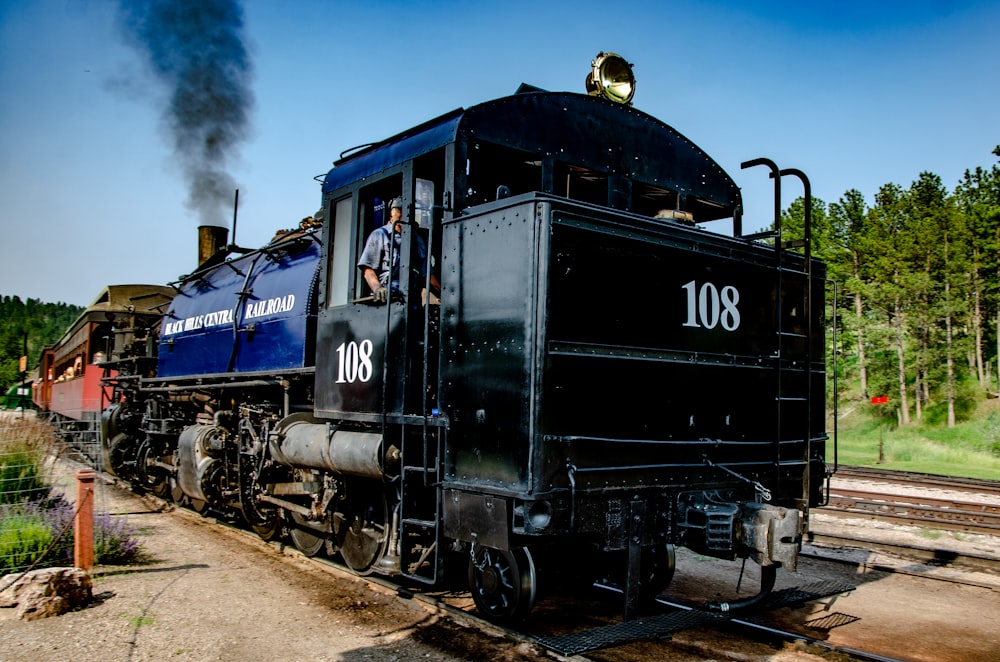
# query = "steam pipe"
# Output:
<box><xmin>705</xmin><ymin>563</ymin><xmax>777</xmax><ymax>612</ymax></box>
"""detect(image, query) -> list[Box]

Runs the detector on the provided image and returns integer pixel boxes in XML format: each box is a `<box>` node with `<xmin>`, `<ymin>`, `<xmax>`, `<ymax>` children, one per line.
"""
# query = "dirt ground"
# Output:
<box><xmin>2</xmin><ymin>458</ymin><xmax>999</xmax><ymax>662</ymax></box>
<box><xmin>664</xmin><ymin>537</ymin><xmax>1000</xmax><ymax>662</ymax></box>
<box><xmin>0</xmin><ymin>459</ymin><xmax>549</xmax><ymax>662</ymax></box>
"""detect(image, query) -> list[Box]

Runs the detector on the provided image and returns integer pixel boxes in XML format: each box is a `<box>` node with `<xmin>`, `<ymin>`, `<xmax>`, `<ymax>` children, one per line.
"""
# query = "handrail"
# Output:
<box><xmin>779</xmin><ymin>167</ymin><xmax>814</xmax><ymax>509</ymax></box>
<box><xmin>742</xmin><ymin>158</ymin><xmax>784</xmax><ymax>489</ymax></box>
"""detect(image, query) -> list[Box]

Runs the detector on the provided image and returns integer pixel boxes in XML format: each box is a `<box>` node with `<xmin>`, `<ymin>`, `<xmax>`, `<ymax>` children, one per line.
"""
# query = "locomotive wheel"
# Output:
<box><xmin>468</xmin><ymin>546</ymin><xmax>537</xmax><ymax>623</ymax></box>
<box><xmin>602</xmin><ymin>543</ymin><xmax>677</xmax><ymax>607</ymax></box>
<box><xmin>250</xmin><ymin>511</ymin><xmax>281</xmax><ymax>542</ymax></box>
<box><xmin>239</xmin><ymin>464</ymin><xmax>281</xmax><ymax>542</ymax></box>
<box><xmin>337</xmin><ymin>489</ymin><xmax>389</xmax><ymax>575</ymax></box>
<box><xmin>242</xmin><ymin>496</ymin><xmax>281</xmax><ymax>542</ymax></box>
<box><xmin>107</xmin><ymin>433</ymin><xmax>136</xmax><ymax>481</ymax></box>
<box><xmin>289</xmin><ymin>512</ymin><xmax>327</xmax><ymax>557</ymax></box>
<box><xmin>135</xmin><ymin>441</ymin><xmax>171</xmax><ymax>500</ymax></box>
<box><xmin>170</xmin><ymin>478</ymin><xmax>186</xmax><ymax>505</ymax></box>
<box><xmin>640</xmin><ymin>543</ymin><xmax>676</xmax><ymax>605</ymax></box>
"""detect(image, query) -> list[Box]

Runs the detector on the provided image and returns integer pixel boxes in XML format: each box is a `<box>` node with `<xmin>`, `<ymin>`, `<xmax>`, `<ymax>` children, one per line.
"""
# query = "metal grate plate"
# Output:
<box><xmin>536</xmin><ymin>580</ymin><xmax>855</xmax><ymax>656</ymax></box>
<box><xmin>536</xmin><ymin>609</ymin><xmax>728</xmax><ymax>657</ymax></box>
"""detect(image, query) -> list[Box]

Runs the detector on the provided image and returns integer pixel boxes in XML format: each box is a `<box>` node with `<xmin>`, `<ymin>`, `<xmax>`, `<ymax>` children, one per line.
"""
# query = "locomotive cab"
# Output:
<box><xmin>317</xmin><ymin>178</ymin><xmax>442</xmax><ymax>417</ymax></box>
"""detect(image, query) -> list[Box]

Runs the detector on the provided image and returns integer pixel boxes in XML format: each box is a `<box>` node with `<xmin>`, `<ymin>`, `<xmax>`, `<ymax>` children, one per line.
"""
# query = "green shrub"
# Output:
<box><xmin>984</xmin><ymin>411</ymin><xmax>1000</xmax><ymax>457</ymax></box>
<box><xmin>0</xmin><ymin>506</ymin><xmax>54</xmax><ymax>573</ymax></box>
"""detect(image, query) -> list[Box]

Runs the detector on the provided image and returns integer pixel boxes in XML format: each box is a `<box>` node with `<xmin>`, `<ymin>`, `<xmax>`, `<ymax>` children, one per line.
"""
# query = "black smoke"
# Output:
<box><xmin>117</xmin><ymin>0</ymin><xmax>253</xmax><ymax>227</ymax></box>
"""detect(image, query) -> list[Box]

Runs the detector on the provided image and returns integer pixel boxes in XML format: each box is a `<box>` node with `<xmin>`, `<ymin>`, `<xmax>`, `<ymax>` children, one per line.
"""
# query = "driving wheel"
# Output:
<box><xmin>289</xmin><ymin>511</ymin><xmax>327</xmax><ymax>557</ymax></box>
<box><xmin>107</xmin><ymin>433</ymin><xmax>136</xmax><ymax>481</ymax></box>
<box><xmin>170</xmin><ymin>478</ymin><xmax>186</xmax><ymax>505</ymax></box>
<box><xmin>239</xmin><ymin>466</ymin><xmax>281</xmax><ymax>541</ymax></box>
<box><xmin>337</xmin><ymin>489</ymin><xmax>388</xmax><ymax>575</ymax></box>
<box><xmin>135</xmin><ymin>440</ymin><xmax>170</xmax><ymax>499</ymax></box>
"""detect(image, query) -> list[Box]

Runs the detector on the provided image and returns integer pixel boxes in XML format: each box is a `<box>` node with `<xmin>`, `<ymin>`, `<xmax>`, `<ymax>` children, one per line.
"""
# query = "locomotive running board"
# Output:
<box><xmin>535</xmin><ymin>580</ymin><xmax>855</xmax><ymax>657</ymax></box>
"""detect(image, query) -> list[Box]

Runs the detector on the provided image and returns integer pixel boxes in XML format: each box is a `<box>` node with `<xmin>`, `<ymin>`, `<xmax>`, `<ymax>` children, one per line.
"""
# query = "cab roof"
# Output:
<box><xmin>321</xmin><ymin>91</ymin><xmax>740</xmax><ymax>221</ymax></box>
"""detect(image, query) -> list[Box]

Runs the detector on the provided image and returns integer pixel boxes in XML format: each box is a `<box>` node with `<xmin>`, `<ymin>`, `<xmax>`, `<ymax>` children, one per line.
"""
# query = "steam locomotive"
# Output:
<box><xmin>77</xmin><ymin>54</ymin><xmax>829</xmax><ymax>623</ymax></box>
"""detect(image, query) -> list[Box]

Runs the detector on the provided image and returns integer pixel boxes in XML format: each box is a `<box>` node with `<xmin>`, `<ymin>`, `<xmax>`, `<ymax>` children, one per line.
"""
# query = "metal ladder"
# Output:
<box><xmin>741</xmin><ymin>159</ymin><xmax>815</xmax><ymax>502</ymax></box>
<box><xmin>397</xmin><ymin>422</ymin><xmax>443</xmax><ymax>584</ymax></box>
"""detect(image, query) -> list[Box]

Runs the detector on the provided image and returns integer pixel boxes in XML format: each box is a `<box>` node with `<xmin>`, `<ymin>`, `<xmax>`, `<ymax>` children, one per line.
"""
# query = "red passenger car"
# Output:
<box><xmin>33</xmin><ymin>284</ymin><xmax>174</xmax><ymax>430</ymax></box>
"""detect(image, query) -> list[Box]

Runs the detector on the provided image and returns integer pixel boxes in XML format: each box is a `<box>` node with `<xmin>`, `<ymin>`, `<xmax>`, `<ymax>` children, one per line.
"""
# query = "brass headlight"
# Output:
<box><xmin>585</xmin><ymin>52</ymin><xmax>635</xmax><ymax>105</ymax></box>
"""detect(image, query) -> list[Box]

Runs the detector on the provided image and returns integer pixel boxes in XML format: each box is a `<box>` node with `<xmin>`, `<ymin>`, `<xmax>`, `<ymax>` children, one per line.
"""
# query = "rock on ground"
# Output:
<box><xmin>0</xmin><ymin>567</ymin><xmax>93</xmax><ymax>621</ymax></box>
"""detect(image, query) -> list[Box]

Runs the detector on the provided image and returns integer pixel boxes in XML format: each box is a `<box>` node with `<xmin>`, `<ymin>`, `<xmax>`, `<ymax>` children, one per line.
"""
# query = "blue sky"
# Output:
<box><xmin>1</xmin><ymin>0</ymin><xmax>998</xmax><ymax>306</ymax></box>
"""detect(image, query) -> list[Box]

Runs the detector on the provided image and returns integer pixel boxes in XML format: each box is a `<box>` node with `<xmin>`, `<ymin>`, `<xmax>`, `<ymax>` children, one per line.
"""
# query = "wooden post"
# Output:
<box><xmin>74</xmin><ymin>469</ymin><xmax>96</xmax><ymax>570</ymax></box>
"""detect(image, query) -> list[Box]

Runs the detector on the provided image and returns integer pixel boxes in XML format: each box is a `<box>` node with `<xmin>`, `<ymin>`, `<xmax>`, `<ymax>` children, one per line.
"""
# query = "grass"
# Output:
<box><xmin>830</xmin><ymin>395</ymin><xmax>1000</xmax><ymax>480</ymax></box>
<box><xmin>126</xmin><ymin>612</ymin><xmax>156</xmax><ymax>628</ymax></box>
<box><xmin>0</xmin><ymin>418</ymin><xmax>55</xmax><ymax>505</ymax></box>
<box><xmin>0</xmin><ymin>507</ymin><xmax>53</xmax><ymax>572</ymax></box>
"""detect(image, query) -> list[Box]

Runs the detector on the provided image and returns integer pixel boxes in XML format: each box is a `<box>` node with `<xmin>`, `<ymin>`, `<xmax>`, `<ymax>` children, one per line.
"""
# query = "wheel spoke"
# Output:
<box><xmin>135</xmin><ymin>441</ymin><xmax>170</xmax><ymax>499</ymax></box>
<box><xmin>468</xmin><ymin>546</ymin><xmax>536</xmax><ymax>622</ymax></box>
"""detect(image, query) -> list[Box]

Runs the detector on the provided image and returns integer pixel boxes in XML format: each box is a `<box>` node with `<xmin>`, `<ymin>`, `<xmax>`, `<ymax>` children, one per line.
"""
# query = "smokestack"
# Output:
<box><xmin>117</xmin><ymin>0</ymin><xmax>254</xmax><ymax>229</ymax></box>
<box><xmin>198</xmin><ymin>225</ymin><xmax>229</xmax><ymax>266</ymax></box>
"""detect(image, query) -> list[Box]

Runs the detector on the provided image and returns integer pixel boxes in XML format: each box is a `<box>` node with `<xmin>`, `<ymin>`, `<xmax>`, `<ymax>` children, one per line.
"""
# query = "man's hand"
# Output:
<box><xmin>373</xmin><ymin>287</ymin><xmax>388</xmax><ymax>304</ymax></box>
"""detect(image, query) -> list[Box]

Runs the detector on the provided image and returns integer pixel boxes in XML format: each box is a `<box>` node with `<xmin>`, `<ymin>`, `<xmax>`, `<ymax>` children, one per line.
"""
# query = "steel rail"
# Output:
<box><xmin>821</xmin><ymin>481</ymin><xmax>1000</xmax><ymax>535</ymax></box>
<box><xmin>835</xmin><ymin>466</ymin><xmax>1000</xmax><ymax>495</ymax></box>
<box><xmin>804</xmin><ymin>531</ymin><xmax>1000</xmax><ymax>579</ymax></box>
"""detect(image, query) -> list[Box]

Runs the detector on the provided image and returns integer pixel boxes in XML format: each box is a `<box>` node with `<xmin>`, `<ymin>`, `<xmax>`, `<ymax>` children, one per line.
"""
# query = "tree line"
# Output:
<box><xmin>0</xmin><ymin>295</ymin><xmax>84</xmax><ymax>389</ymax></box>
<box><xmin>782</xmin><ymin>146</ymin><xmax>1000</xmax><ymax>426</ymax></box>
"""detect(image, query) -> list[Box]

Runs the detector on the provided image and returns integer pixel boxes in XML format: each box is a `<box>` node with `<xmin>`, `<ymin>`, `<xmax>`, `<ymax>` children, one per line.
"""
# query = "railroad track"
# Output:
<box><xmin>834</xmin><ymin>465</ymin><xmax>1000</xmax><ymax>495</ymax></box>
<box><xmin>277</xmin><ymin>531</ymin><xmax>886</xmax><ymax>662</ymax></box>
<box><xmin>804</xmin><ymin>531</ymin><xmax>1000</xmax><ymax>579</ymax></box>
<box><xmin>822</xmin><ymin>465</ymin><xmax>1000</xmax><ymax>536</ymax></box>
<box><xmin>127</xmin><ymin>480</ymin><xmax>885</xmax><ymax>662</ymax></box>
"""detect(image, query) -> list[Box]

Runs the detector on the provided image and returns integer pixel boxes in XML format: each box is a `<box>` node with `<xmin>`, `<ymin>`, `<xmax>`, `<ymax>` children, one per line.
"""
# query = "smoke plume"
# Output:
<box><xmin>118</xmin><ymin>0</ymin><xmax>254</xmax><ymax>227</ymax></box>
